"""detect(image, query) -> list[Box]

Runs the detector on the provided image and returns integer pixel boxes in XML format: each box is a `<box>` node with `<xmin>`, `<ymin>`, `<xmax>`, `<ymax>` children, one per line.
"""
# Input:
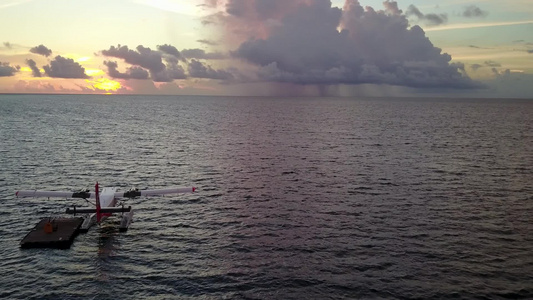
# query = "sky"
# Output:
<box><xmin>0</xmin><ymin>0</ymin><xmax>532</xmax><ymax>98</ymax></box>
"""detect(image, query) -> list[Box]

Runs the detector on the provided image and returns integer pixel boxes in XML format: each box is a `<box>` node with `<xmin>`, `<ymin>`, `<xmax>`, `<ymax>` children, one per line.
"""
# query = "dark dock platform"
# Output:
<box><xmin>20</xmin><ymin>217</ymin><xmax>84</xmax><ymax>249</ymax></box>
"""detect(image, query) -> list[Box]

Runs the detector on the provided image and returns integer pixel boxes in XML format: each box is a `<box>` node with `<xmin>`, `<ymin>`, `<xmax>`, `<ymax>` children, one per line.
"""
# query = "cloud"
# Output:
<box><xmin>462</xmin><ymin>5</ymin><xmax>488</xmax><ymax>18</ymax></box>
<box><xmin>406</xmin><ymin>5</ymin><xmax>447</xmax><ymax>26</ymax></box>
<box><xmin>157</xmin><ymin>44</ymin><xmax>184</xmax><ymax>61</ymax></box>
<box><xmin>490</xmin><ymin>68</ymin><xmax>512</xmax><ymax>77</ymax></box>
<box><xmin>0</xmin><ymin>61</ymin><xmax>20</xmax><ymax>76</ymax></box>
<box><xmin>102</xmin><ymin>45</ymin><xmax>165</xmax><ymax>73</ymax></box>
<box><xmin>156</xmin><ymin>62</ymin><xmax>187</xmax><ymax>82</ymax></box>
<box><xmin>470</xmin><ymin>61</ymin><xmax>504</xmax><ymax>72</ymax></box>
<box><xmin>187</xmin><ymin>59</ymin><xmax>233</xmax><ymax>80</ymax></box>
<box><xmin>471</xmin><ymin>64</ymin><xmax>483</xmax><ymax>71</ymax></box>
<box><xmin>468</xmin><ymin>45</ymin><xmax>492</xmax><ymax>49</ymax></box>
<box><xmin>224</xmin><ymin>0</ymin><xmax>299</xmax><ymax>20</ymax></box>
<box><xmin>405</xmin><ymin>5</ymin><xmax>423</xmax><ymax>19</ymax></box>
<box><xmin>197</xmin><ymin>39</ymin><xmax>218</xmax><ymax>46</ymax></box>
<box><xmin>383</xmin><ymin>0</ymin><xmax>402</xmax><ymax>15</ymax></box>
<box><xmin>1</xmin><ymin>42</ymin><xmax>25</xmax><ymax>51</ymax></box>
<box><xmin>424</xmin><ymin>20</ymin><xmax>533</xmax><ymax>32</ymax></box>
<box><xmin>29</xmin><ymin>44</ymin><xmax>52</xmax><ymax>57</ymax></box>
<box><xmin>14</xmin><ymin>80</ymin><xmax>60</xmax><ymax>93</ymax></box>
<box><xmin>482</xmin><ymin>72</ymin><xmax>533</xmax><ymax>98</ymax></box>
<box><xmin>103</xmin><ymin>61</ymin><xmax>149</xmax><ymax>80</ymax></box>
<box><xmin>43</xmin><ymin>55</ymin><xmax>89</xmax><ymax>78</ymax></box>
<box><xmin>527</xmin><ymin>50</ymin><xmax>533</xmax><ymax>54</ymax></box>
<box><xmin>181</xmin><ymin>48</ymin><xmax>226</xmax><ymax>60</ymax></box>
<box><xmin>485</xmin><ymin>60</ymin><xmax>501</xmax><ymax>67</ymax></box>
<box><xmin>26</xmin><ymin>58</ymin><xmax>41</xmax><ymax>77</ymax></box>
<box><xmin>201</xmin><ymin>0</ymin><xmax>307</xmax><ymax>43</ymax></box>
<box><xmin>201</xmin><ymin>0</ymin><xmax>219</xmax><ymax>9</ymax></box>
<box><xmin>226</xmin><ymin>0</ymin><xmax>477</xmax><ymax>89</ymax></box>
<box><xmin>13</xmin><ymin>79</ymin><xmax>100</xmax><ymax>94</ymax></box>
<box><xmin>101</xmin><ymin>44</ymin><xmax>187</xmax><ymax>82</ymax></box>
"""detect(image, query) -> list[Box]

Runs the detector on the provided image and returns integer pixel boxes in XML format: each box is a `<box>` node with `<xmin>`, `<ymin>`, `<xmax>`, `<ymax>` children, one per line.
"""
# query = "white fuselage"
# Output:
<box><xmin>99</xmin><ymin>187</ymin><xmax>118</xmax><ymax>208</ymax></box>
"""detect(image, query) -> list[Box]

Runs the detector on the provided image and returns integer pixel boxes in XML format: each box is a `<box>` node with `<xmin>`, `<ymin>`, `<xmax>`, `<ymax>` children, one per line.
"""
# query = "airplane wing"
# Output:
<box><xmin>15</xmin><ymin>190</ymin><xmax>94</xmax><ymax>199</ymax></box>
<box><xmin>115</xmin><ymin>187</ymin><xmax>196</xmax><ymax>198</ymax></box>
<box><xmin>16</xmin><ymin>186</ymin><xmax>196</xmax><ymax>199</ymax></box>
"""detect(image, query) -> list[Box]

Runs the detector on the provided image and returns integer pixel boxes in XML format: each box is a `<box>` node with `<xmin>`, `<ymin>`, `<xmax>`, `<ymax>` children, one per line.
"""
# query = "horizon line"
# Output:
<box><xmin>0</xmin><ymin>92</ymin><xmax>531</xmax><ymax>100</ymax></box>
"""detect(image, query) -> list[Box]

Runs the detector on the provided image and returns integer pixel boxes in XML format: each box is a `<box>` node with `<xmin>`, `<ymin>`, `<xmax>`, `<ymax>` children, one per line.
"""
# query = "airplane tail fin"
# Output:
<box><xmin>95</xmin><ymin>182</ymin><xmax>102</xmax><ymax>223</ymax></box>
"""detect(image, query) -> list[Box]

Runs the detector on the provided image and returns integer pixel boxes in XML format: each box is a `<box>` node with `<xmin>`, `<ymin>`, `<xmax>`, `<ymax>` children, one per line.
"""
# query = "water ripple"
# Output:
<box><xmin>0</xmin><ymin>95</ymin><xmax>532</xmax><ymax>299</ymax></box>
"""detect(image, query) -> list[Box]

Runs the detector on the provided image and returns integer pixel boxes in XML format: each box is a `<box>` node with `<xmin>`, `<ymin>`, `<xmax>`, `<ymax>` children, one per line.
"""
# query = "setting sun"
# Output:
<box><xmin>86</xmin><ymin>78</ymin><xmax>121</xmax><ymax>92</ymax></box>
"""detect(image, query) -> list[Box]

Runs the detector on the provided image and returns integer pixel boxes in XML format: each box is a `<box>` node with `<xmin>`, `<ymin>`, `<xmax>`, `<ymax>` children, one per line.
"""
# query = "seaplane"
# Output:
<box><xmin>16</xmin><ymin>182</ymin><xmax>196</xmax><ymax>232</ymax></box>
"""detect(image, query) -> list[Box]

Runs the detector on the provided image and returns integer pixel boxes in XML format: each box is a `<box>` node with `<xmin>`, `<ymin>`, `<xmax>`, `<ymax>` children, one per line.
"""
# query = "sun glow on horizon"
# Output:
<box><xmin>86</xmin><ymin>78</ymin><xmax>121</xmax><ymax>92</ymax></box>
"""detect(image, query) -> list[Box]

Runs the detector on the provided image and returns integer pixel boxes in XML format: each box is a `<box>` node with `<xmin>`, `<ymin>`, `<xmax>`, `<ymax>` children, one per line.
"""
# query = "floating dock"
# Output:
<box><xmin>20</xmin><ymin>217</ymin><xmax>84</xmax><ymax>249</ymax></box>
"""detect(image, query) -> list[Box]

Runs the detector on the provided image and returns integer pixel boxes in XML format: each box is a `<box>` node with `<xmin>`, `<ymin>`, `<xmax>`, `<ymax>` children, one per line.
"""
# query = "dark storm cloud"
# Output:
<box><xmin>406</xmin><ymin>5</ymin><xmax>448</xmax><ymax>26</ymax></box>
<box><xmin>42</xmin><ymin>55</ymin><xmax>89</xmax><ymax>78</ymax></box>
<box><xmin>527</xmin><ymin>50</ymin><xmax>533</xmax><ymax>54</ymax></box>
<box><xmin>29</xmin><ymin>44</ymin><xmax>52</xmax><ymax>57</ymax></box>
<box><xmin>26</xmin><ymin>59</ymin><xmax>41</xmax><ymax>77</ymax></box>
<box><xmin>181</xmin><ymin>48</ymin><xmax>226</xmax><ymax>60</ymax></box>
<box><xmin>0</xmin><ymin>61</ymin><xmax>20</xmax><ymax>76</ymax></box>
<box><xmin>229</xmin><ymin>0</ymin><xmax>476</xmax><ymax>89</ymax></box>
<box><xmin>462</xmin><ymin>5</ymin><xmax>488</xmax><ymax>18</ymax></box>
<box><xmin>188</xmin><ymin>59</ymin><xmax>233</xmax><ymax>80</ymax></box>
<box><xmin>103</xmin><ymin>61</ymin><xmax>149</xmax><ymax>80</ymax></box>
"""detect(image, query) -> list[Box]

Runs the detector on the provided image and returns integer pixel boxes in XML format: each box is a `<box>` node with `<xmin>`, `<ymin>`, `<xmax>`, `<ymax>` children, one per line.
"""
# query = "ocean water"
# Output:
<box><xmin>0</xmin><ymin>94</ymin><xmax>531</xmax><ymax>299</ymax></box>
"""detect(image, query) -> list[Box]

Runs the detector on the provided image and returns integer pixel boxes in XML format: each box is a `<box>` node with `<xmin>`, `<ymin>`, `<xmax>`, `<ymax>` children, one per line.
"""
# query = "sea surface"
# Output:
<box><xmin>0</xmin><ymin>94</ymin><xmax>531</xmax><ymax>299</ymax></box>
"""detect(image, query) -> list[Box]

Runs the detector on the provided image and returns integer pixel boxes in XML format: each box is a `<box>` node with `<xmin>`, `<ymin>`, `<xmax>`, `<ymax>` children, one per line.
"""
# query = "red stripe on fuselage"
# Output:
<box><xmin>95</xmin><ymin>182</ymin><xmax>101</xmax><ymax>223</ymax></box>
